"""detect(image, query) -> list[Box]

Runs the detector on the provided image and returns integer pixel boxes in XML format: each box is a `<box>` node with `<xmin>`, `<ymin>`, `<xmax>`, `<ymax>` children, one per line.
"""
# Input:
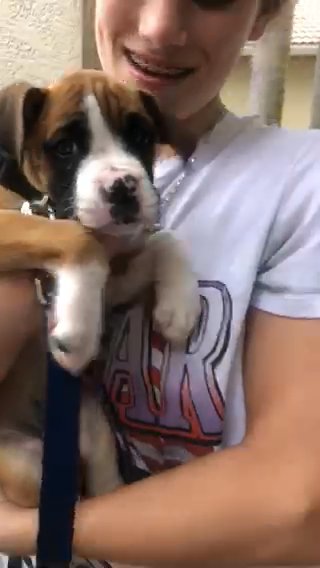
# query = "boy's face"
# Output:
<box><xmin>95</xmin><ymin>0</ymin><xmax>271</xmax><ymax>120</ymax></box>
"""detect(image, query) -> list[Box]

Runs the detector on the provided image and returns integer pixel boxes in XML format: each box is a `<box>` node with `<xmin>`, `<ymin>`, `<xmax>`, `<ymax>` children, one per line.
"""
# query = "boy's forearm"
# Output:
<box><xmin>3</xmin><ymin>506</ymin><xmax>37</xmax><ymax>557</ymax></box>
<box><xmin>72</xmin><ymin>444</ymin><xmax>319</xmax><ymax>566</ymax></box>
<box><xmin>6</xmin><ymin>444</ymin><xmax>319</xmax><ymax>566</ymax></box>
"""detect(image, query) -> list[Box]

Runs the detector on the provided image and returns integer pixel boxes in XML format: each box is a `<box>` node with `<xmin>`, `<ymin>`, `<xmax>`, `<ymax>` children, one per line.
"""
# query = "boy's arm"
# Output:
<box><xmin>5</xmin><ymin>309</ymin><xmax>320</xmax><ymax>566</ymax></box>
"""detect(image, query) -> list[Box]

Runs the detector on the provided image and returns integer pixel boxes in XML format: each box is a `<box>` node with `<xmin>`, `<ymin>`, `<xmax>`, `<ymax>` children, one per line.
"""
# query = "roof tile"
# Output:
<box><xmin>291</xmin><ymin>0</ymin><xmax>320</xmax><ymax>45</ymax></box>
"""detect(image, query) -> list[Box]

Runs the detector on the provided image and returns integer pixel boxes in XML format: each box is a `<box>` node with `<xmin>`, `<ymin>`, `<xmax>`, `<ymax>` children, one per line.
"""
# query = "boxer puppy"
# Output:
<box><xmin>0</xmin><ymin>70</ymin><xmax>200</xmax><ymax>507</ymax></box>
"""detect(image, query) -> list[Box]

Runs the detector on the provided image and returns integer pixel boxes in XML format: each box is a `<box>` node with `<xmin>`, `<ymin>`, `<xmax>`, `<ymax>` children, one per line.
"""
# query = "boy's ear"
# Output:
<box><xmin>249</xmin><ymin>1</ymin><xmax>288</xmax><ymax>42</ymax></box>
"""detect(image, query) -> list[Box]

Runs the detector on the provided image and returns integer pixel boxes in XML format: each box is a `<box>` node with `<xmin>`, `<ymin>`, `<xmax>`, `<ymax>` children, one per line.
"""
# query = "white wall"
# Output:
<box><xmin>0</xmin><ymin>0</ymin><xmax>82</xmax><ymax>87</ymax></box>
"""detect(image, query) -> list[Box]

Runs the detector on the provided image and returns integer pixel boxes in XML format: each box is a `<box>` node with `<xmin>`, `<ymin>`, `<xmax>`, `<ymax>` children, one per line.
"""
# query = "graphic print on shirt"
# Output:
<box><xmin>104</xmin><ymin>280</ymin><xmax>232</xmax><ymax>473</ymax></box>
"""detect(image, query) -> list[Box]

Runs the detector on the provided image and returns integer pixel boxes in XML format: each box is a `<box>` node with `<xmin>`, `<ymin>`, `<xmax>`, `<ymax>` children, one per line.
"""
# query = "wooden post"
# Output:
<box><xmin>249</xmin><ymin>0</ymin><xmax>296</xmax><ymax>125</ymax></box>
<box><xmin>310</xmin><ymin>43</ymin><xmax>320</xmax><ymax>128</ymax></box>
<box><xmin>81</xmin><ymin>0</ymin><xmax>100</xmax><ymax>69</ymax></box>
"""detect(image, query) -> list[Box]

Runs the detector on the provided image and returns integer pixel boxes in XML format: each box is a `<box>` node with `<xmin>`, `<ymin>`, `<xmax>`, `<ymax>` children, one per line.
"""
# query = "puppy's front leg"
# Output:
<box><xmin>50</xmin><ymin>260</ymin><xmax>109</xmax><ymax>373</ymax></box>
<box><xmin>106</xmin><ymin>231</ymin><xmax>200</xmax><ymax>345</ymax></box>
<box><xmin>0</xmin><ymin>211</ymin><xmax>109</xmax><ymax>372</ymax></box>
<box><xmin>151</xmin><ymin>231</ymin><xmax>201</xmax><ymax>345</ymax></box>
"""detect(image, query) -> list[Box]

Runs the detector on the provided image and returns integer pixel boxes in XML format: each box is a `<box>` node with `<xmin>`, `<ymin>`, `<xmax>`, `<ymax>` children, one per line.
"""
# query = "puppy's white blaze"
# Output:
<box><xmin>47</xmin><ymin>261</ymin><xmax>108</xmax><ymax>372</ymax></box>
<box><xmin>75</xmin><ymin>93</ymin><xmax>158</xmax><ymax>233</ymax></box>
<box><xmin>85</xmin><ymin>94</ymin><xmax>119</xmax><ymax>155</ymax></box>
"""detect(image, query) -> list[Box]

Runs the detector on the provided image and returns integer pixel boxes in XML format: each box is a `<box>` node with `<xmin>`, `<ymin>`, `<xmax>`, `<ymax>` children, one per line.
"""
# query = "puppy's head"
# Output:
<box><xmin>0</xmin><ymin>70</ymin><xmax>168</xmax><ymax>230</ymax></box>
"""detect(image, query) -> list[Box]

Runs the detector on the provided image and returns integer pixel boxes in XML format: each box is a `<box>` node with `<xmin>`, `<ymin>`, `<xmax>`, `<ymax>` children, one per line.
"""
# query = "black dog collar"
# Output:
<box><xmin>20</xmin><ymin>195</ymin><xmax>56</xmax><ymax>308</ymax></box>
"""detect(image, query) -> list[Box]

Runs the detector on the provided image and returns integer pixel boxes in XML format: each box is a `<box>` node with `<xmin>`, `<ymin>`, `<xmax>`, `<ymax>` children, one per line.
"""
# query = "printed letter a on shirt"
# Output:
<box><xmin>105</xmin><ymin>281</ymin><xmax>232</xmax><ymax>446</ymax></box>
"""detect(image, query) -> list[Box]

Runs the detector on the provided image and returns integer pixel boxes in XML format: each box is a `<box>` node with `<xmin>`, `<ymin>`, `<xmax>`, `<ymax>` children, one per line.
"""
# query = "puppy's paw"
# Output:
<box><xmin>154</xmin><ymin>274</ymin><xmax>201</xmax><ymax>345</ymax></box>
<box><xmin>49</xmin><ymin>262</ymin><xmax>108</xmax><ymax>374</ymax></box>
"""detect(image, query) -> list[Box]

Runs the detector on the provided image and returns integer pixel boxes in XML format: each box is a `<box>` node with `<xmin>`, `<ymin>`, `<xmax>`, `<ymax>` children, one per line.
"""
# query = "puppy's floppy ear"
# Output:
<box><xmin>139</xmin><ymin>91</ymin><xmax>169</xmax><ymax>144</ymax></box>
<box><xmin>0</xmin><ymin>142</ymin><xmax>42</xmax><ymax>201</ymax></box>
<box><xmin>0</xmin><ymin>83</ymin><xmax>47</xmax><ymax>199</ymax></box>
<box><xmin>0</xmin><ymin>82</ymin><xmax>47</xmax><ymax>164</ymax></box>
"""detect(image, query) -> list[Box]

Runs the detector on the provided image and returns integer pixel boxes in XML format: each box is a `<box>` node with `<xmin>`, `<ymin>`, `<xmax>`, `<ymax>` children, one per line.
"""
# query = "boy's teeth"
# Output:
<box><xmin>130</xmin><ymin>53</ymin><xmax>185</xmax><ymax>76</ymax></box>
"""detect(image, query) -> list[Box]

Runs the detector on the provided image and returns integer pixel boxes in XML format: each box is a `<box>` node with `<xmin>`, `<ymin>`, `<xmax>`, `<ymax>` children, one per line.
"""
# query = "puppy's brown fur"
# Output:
<box><xmin>23</xmin><ymin>70</ymin><xmax>156</xmax><ymax>192</ymax></box>
<box><xmin>0</xmin><ymin>69</ymin><xmax>200</xmax><ymax>510</ymax></box>
<box><xmin>0</xmin><ymin>71</ymin><xmax>151</xmax><ymax>506</ymax></box>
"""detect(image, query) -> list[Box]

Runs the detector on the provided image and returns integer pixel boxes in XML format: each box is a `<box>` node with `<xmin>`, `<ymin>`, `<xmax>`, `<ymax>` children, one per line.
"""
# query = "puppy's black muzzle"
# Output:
<box><xmin>106</xmin><ymin>175</ymin><xmax>140</xmax><ymax>225</ymax></box>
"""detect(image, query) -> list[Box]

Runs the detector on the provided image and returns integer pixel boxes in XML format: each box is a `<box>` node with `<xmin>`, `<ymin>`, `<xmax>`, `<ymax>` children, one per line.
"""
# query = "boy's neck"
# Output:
<box><xmin>161</xmin><ymin>96</ymin><xmax>227</xmax><ymax>160</ymax></box>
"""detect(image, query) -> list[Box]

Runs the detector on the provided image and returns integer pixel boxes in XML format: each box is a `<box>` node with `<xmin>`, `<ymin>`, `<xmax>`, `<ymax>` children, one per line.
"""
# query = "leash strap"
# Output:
<box><xmin>36</xmin><ymin>352</ymin><xmax>81</xmax><ymax>568</ymax></box>
<box><xmin>19</xmin><ymin>198</ymin><xmax>80</xmax><ymax>568</ymax></box>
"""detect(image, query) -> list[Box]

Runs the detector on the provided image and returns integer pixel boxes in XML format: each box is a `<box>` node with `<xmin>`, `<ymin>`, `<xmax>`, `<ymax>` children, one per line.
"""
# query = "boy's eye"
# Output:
<box><xmin>193</xmin><ymin>0</ymin><xmax>236</xmax><ymax>9</ymax></box>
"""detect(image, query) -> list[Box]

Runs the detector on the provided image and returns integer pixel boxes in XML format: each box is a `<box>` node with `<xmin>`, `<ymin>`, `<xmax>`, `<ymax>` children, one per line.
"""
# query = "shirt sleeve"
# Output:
<box><xmin>250</xmin><ymin>133</ymin><xmax>320</xmax><ymax>318</ymax></box>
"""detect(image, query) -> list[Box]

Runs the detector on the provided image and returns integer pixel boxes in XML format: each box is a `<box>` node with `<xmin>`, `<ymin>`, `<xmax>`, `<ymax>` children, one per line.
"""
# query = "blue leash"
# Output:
<box><xmin>21</xmin><ymin>198</ymin><xmax>81</xmax><ymax>568</ymax></box>
<box><xmin>36</xmin><ymin>351</ymin><xmax>81</xmax><ymax>568</ymax></box>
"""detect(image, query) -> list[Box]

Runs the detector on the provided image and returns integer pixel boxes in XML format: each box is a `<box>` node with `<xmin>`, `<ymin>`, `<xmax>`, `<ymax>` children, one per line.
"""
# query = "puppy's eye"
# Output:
<box><xmin>134</xmin><ymin>128</ymin><xmax>153</xmax><ymax>148</ymax></box>
<box><xmin>193</xmin><ymin>0</ymin><xmax>236</xmax><ymax>9</ymax></box>
<box><xmin>54</xmin><ymin>139</ymin><xmax>77</xmax><ymax>159</ymax></box>
<box><xmin>125</xmin><ymin>113</ymin><xmax>155</xmax><ymax>149</ymax></box>
<box><xmin>0</xmin><ymin>146</ymin><xmax>9</xmax><ymax>177</ymax></box>
<box><xmin>44</xmin><ymin>136</ymin><xmax>78</xmax><ymax>160</ymax></box>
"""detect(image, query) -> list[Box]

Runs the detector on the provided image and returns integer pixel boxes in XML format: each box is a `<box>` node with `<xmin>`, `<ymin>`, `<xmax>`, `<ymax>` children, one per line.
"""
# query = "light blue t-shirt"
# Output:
<box><xmin>103</xmin><ymin>112</ymin><xmax>320</xmax><ymax>473</ymax></box>
<box><xmin>6</xmin><ymin>113</ymin><xmax>320</xmax><ymax>568</ymax></box>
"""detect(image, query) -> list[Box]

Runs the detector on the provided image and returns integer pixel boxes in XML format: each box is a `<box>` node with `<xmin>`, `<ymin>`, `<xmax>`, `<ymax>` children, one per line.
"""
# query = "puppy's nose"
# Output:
<box><xmin>104</xmin><ymin>175</ymin><xmax>140</xmax><ymax>225</ymax></box>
